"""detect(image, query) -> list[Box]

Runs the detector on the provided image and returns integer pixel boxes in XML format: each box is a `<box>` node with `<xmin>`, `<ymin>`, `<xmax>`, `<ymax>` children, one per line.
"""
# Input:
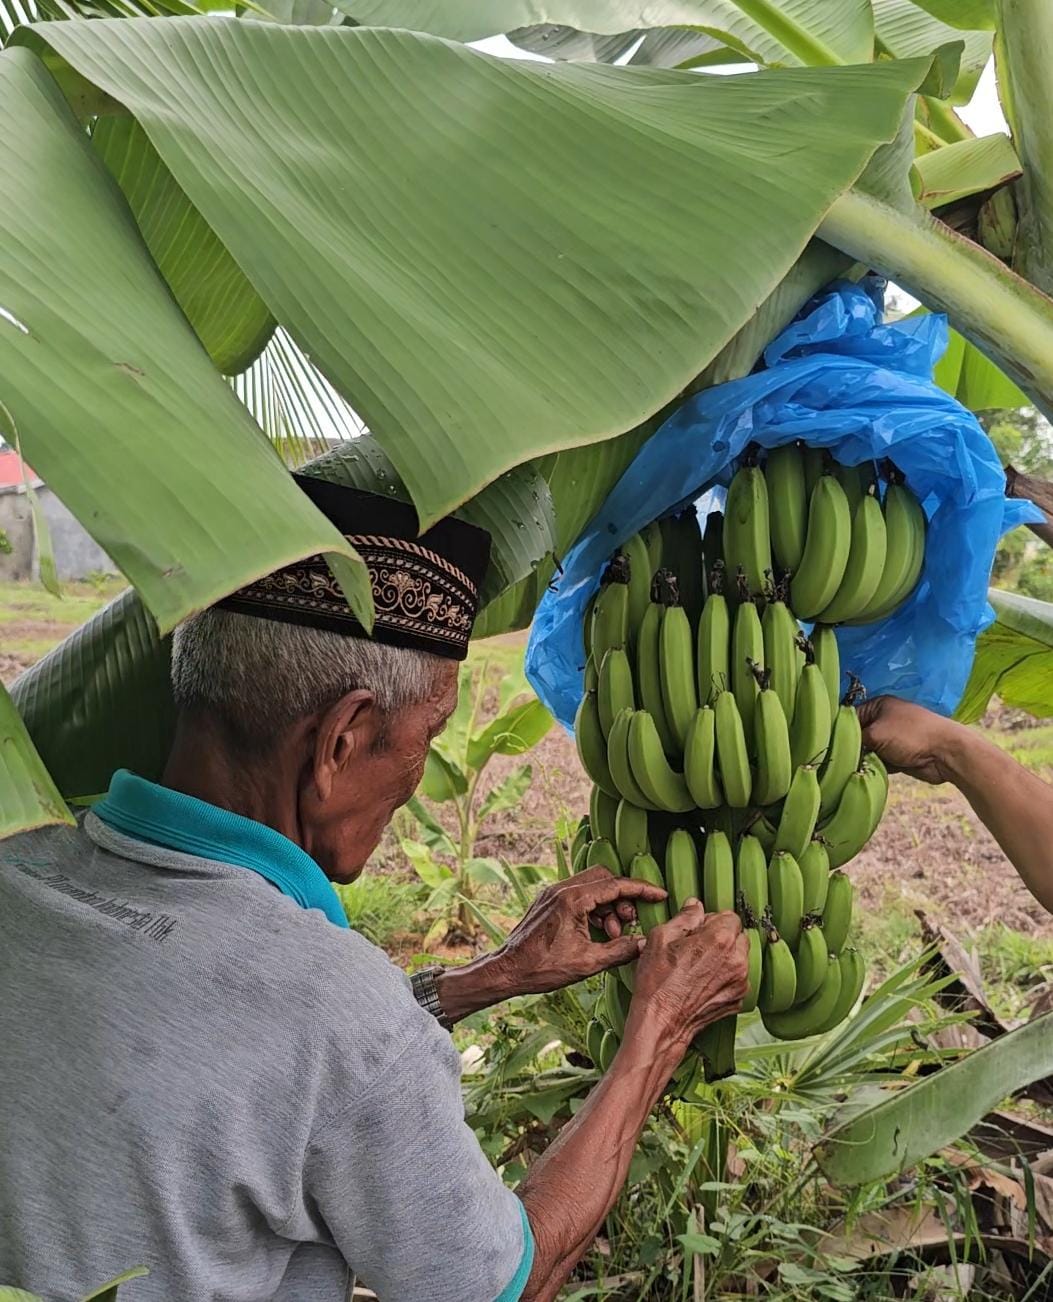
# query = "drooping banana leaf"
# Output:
<box><xmin>815</xmin><ymin>1010</ymin><xmax>1053</xmax><ymax>1186</ymax></box>
<box><xmin>0</xmin><ymin>679</ymin><xmax>74</xmax><ymax>836</ymax></box>
<box><xmin>16</xmin><ymin>17</ymin><xmax>933</xmax><ymax>532</ymax></box>
<box><xmin>872</xmin><ymin>0</ymin><xmax>992</xmax><ymax>103</ymax></box>
<box><xmin>0</xmin><ymin>43</ymin><xmax>371</xmax><ymax>635</ymax></box>
<box><xmin>91</xmin><ymin>116</ymin><xmax>274</xmax><ymax>374</ymax></box>
<box><xmin>955</xmin><ymin>588</ymin><xmax>1053</xmax><ymax>723</ymax></box>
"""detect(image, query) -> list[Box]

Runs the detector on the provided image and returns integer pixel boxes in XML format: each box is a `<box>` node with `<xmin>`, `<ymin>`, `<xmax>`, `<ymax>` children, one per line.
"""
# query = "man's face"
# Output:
<box><xmin>303</xmin><ymin>660</ymin><xmax>460</xmax><ymax>883</ymax></box>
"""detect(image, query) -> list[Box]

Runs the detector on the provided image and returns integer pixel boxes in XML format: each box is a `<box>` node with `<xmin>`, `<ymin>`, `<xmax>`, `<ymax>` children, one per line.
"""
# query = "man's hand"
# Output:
<box><xmin>628</xmin><ymin>903</ymin><xmax>749</xmax><ymax>1047</ymax></box>
<box><xmin>856</xmin><ymin>694</ymin><xmax>961</xmax><ymax>785</ymax></box>
<box><xmin>494</xmin><ymin>866</ymin><xmax>669</xmax><ymax>996</ymax></box>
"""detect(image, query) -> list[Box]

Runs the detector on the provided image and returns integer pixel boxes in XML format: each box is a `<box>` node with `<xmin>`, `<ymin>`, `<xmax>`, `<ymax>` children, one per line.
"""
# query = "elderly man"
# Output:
<box><xmin>2</xmin><ymin>475</ymin><xmax>1052</xmax><ymax>1302</ymax></box>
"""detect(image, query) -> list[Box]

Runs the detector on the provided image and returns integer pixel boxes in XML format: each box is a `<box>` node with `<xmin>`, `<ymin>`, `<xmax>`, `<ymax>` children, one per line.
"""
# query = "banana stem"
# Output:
<box><xmin>997</xmin><ymin>0</ymin><xmax>1053</xmax><ymax>295</ymax></box>
<box><xmin>733</xmin><ymin>0</ymin><xmax>844</xmax><ymax>66</ymax></box>
<box><xmin>919</xmin><ymin>95</ymin><xmax>973</xmax><ymax>145</ymax></box>
<box><xmin>818</xmin><ymin>189</ymin><xmax>1053</xmax><ymax>421</ymax></box>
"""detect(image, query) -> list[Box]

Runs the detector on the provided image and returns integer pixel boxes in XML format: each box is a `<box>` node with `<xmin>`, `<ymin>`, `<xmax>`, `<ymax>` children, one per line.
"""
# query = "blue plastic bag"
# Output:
<box><xmin>527</xmin><ymin>280</ymin><xmax>1043</xmax><ymax>731</ymax></box>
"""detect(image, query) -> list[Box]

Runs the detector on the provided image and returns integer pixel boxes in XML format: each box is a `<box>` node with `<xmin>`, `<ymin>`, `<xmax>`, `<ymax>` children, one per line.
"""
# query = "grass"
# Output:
<box><xmin>333</xmin><ymin>874</ymin><xmax>426</xmax><ymax>947</ymax></box>
<box><xmin>983</xmin><ymin>720</ymin><xmax>1053</xmax><ymax>773</ymax></box>
<box><xmin>0</xmin><ymin>576</ymin><xmax>125</xmax><ymax>667</ymax></box>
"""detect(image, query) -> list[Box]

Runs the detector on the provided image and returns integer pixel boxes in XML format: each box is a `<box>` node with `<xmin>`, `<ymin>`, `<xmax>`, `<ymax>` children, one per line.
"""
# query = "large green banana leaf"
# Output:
<box><xmin>956</xmin><ymin>588</ymin><xmax>1053</xmax><ymax>722</ymax></box>
<box><xmin>15</xmin><ymin>17</ymin><xmax>931</xmax><ymax>532</ymax></box>
<box><xmin>0</xmin><ymin>44</ymin><xmax>371</xmax><ymax>635</ymax></box>
<box><xmin>815</xmin><ymin>1010</ymin><xmax>1053</xmax><ymax>1186</ymax></box>
<box><xmin>91</xmin><ymin>117</ymin><xmax>274</xmax><ymax>374</ymax></box>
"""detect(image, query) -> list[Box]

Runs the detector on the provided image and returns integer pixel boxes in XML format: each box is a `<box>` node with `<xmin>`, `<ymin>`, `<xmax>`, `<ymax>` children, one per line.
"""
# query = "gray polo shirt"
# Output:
<box><xmin>0</xmin><ymin>773</ymin><xmax>532</xmax><ymax>1302</ymax></box>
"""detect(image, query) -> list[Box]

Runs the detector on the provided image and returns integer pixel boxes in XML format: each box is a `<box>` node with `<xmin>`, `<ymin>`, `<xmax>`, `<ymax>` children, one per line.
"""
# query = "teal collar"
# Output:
<box><xmin>93</xmin><ymin>769</ymin><xmax>349</xmax><ymax>929</ymax></box>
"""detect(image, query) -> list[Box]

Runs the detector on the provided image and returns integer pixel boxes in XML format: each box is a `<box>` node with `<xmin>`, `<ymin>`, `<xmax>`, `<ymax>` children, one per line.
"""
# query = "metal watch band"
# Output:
<box><xmin>410</xmin><ymin>965</ymin><xmax>453</xmax><ymax>1031</ymax></box>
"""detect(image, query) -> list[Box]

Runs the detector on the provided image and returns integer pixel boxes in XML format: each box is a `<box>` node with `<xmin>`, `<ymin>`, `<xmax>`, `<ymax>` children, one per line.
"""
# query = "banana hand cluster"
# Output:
<box><xmin>576</xmin><ymin>442</ymin><xmax>922</xmax><ymax>1082</ymax></box>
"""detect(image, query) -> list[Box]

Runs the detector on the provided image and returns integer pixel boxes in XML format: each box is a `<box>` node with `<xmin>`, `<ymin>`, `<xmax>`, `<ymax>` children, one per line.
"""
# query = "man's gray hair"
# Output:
<box><xmin>171</xmin><ymin>608</ymin><xmax>447</xmax><ymax>748</ymax></box>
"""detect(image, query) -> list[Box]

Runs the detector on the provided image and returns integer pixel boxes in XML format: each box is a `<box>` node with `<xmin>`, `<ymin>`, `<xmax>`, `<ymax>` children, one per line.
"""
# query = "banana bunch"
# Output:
<box><xmin>574</xmin><ymin>442</ymin><xmax>925</xmax><ymax>1084</ymax></box>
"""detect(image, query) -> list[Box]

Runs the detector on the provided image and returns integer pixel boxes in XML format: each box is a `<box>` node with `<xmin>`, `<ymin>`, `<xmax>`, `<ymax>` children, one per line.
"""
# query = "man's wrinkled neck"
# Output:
<box><xmin>161</xmin><ymin>712</ymin><xmax>307</xmax><ymax>850</ymax></box>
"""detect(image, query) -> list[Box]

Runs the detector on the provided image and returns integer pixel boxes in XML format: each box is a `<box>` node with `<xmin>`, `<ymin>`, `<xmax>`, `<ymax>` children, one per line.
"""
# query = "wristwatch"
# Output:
<box><xmin>410</xmin><ymin>965</ymin><xmax>453</xmax><ymax>1031</ymax></box>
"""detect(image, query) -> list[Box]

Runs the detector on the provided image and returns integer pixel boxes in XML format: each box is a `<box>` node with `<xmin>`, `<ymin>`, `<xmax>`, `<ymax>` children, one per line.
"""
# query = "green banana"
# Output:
<box><xmin>774</xmin><ymin>765</ymin><xmax>821</xmax><ymax>860</ymax></box>
<box><xmin>821</xmin><ymin>870</ymin><xmax>853</xmax><ymax>954</ymax></box>
<box><xmin>790</xmin><ymin>474</ymin><xmax>852</xmax><ymax>620</ymax></box>
<box><xmin>684</xmin><ymin>707</ymin><xmax>723</xmax><ymax>809</ymax></box>
<box><xmin>572</xmin><ymin>841</ymin><xmax>589</xmax><ymax>875</ymax></box>
<box><xmin>627</xmin><ymin>710</ymin><xmax>694</xmax><ymax>813</ymax></box>
<box><xmin>735</xmin><ymin>833</ymin><xmax>769</xmax><ymax>924</ymax></box>
<box><xmin>790</xmin><ymin>658</ymin><xmax>832</xmax><ymax>771</ymax></box>
<box><xmin>607</xmin><ymin>707</ymin><xmax>657</xmax><ymax>809</ymax></box>
<box><xmin>697</xmin><ymin>1014</ymin><xmax>737</xmax><ymax>1083</ymax></box>
<box><xmin>659</xmin><ymin>593</ymin><xmax>699</xmax><ymax>749</ymax></box>
<box><xmin>703</xmin><ymin>830</ymin><xmax>735</xmax><ymax>913</ymax></box>
<box><xmin>642</xmin><ymin>519</ymin><xmax>664</xmax><ymax>577</ymax></box>
<box><xmin>731</xmin><ymin>593</ymin><xmax>764</xmax><ymax>748</ymax></box>
<box><xmin>597</xmin><ymin>646</ymin><xmax>635</xmax><ymax>738</ymax></box>
<box><xmin>767</xmin><ymin>850</ymin><xmax>805</xmax><ymax>951</ymax></box>
<box><xmin>713</xmin><ymin>690</ymin><xmax>752</xmax><ymax>808</ymax></box>
<box><xmin>591</xmin><ymin>555</ymin><xmax>631</xmax><ymax>667</ymax></box>
<box><xmin>820</xmin><ymin>768</ymin><xmax>881</xmax><ymax>870</ymax></box>
<box><xmin>800</xmin><ymin>840</ymin><xmax>831</xmax><ymax>915</ymax></box>
<box><xmin>696</xmin><ymin>579</ymin><xmax>731</xmax><ymax>706</ymax></box>
<box><xmin>849</xmin><ymin>475</ymin><xmax>926</xmax><ymax>624</ymax></box>
<box><xmin>751</xmin><ymin>674</ymin><xmax>793</xmax><ymax>806</ymax></box>
<box><xmin>766</xmin><ymin>442</ymin><xmax>808</xmax><ymax>575</ymax></box>
<box><xmin>598</xmin><ymin>1027</ymin><xmax>620</xmax><ymax>1071</ymax></box>
<box><xmin>811</xmin><ymin>624</ymin><xmax>841</xmax><ymax>719</ymax></box>
<box><xmin>701</xmin><ymin>509</ymin><xmax>724</xmax><ymax>585</ymax></box>
<box><xmin>740</xmin><ymin>927</ymin><xmax>763</xmax><ymax>1014</ymax></box>
<box><xmin>863</xmin><ymin>753</ymin><xmax>889</xmax><ymax>839</ymax></box>
<box><xmin>570</xmin><ymin>815</ymin><xmax>590</xmax><ymax>865</ymax></box>
<box><xmin>748</xmin><ymin>812</ymin><xmax>777</xmax><ymax>855</ymax></box>
<box><xmin>587</xmin><ymin>837</ymin><xmax>622</xmax><ymax>874</ymax></box>
<box><xmin>814</xmin><ymin>947</ymin><xmax>866</xmax><ymax>1033</ymax></box>
<box><xmin>793</xmin><ymin>920</ymin><xmax>829</xmax><ymax>1003</ymax></box>
<box><xmin>614</xmin><ymin>799</ymin><xmax>650</xmax><ymax>866</ymax></box>
<box><xmin>723</xmin><ymin>455</ymin><xmax>772</xmax><ymax>597</ymax></box>
<box><xmin>584</xmin><ymin>655</ymin><xmax>598</xmax><ymax>694</ymax></box>
<box><xmin>665</xmin><ymin>828</ymin><xmax>701</xmax><ymax>912</ymax></box>
<box><xmin>629</xmin><ymin>852</ymin><xmax>670</xmax><ymax>932</ymax></box>
<box><xmin>603</xmin><ymin>970</ymin><xmax>631</xmax><ymax>1037</ymax></box>
<box><xmin>818</xmin><ymin>698</ymin><xmax>863</xmax><ymax>819</ymax></box>
<box><xmin>586</xmin><ymin>1018</ymin><xmax>606</xmax><ymax>1065</ymax></box>
<box><xmin>583</xmin><ymin>589</ymin><xmax>596</xmax><ymax>661</ymax></box>
<box><xmin>802</xmin><ymin>445</ymin><xmax>825</xmax><ymax>499</ymax></box>
<box><xmin>661</xmin><ymin>508</ymin><xmax>706</xmax><ymax>627</ymax></box>
<box><xmin>762</xmin><ymin>592</ymin><xmax>799</xmax><ymax>721</ymax></box>
<box><xmin>575</xmin><ymin>691</ymin><xmax>619</xmax><ymax>798</ymax></box>
<box><xmin>637</xmin><ymin>577</ymin><xmax>679</xmax><ymax>755</ymax></box>
<box><xmin>833</xmin><ymin>461</ymin><xmax>873</xmax><ymax>514</ymax></box>
<box><xmin>618</xmin><ymin>960</ymin><xmax>636</xmax><ymax>993</ymax></box>
<box><xmin>762</xmin><ymin>953</ymin><xmax>842</xmax><ymax>1041</ymax></box>
<box><xmin>816</xmin><ymin>486</ymin><xmax>888</xmax><ymax>625</ymax></box>
<box><xmin>620</xmin><ymin>532</ymin><xmax>653</xmax><ymax>638</ymax></box>
<box><xmin>590</xmin><ymin>785</ymin><xmax>618</xmax><ymax>846</ymax></box>
<box><xmin>759</xmin><ymin>935</ymin><xmax>797</xmax><ymax>1013</ymax></box>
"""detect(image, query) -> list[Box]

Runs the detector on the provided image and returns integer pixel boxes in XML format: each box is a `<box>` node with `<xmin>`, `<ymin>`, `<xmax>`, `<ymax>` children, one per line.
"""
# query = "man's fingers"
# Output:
<box><xmin>575</xmin><ymin>875</ymin><xmax>668</xmax><ymax>911</ymax></box>
<box><xmin>595</xmin><ymin>935</ymin><xmax>645</xmax><ymax>970</ymax></box>
<box><xmin>615</xmin><ymin>901</ymin><xmax>636</xmax><ymax>922</ymax></box>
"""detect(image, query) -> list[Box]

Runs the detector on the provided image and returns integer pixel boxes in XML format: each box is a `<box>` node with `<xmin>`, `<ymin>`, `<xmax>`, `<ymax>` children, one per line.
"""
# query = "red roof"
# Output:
<box><xmin>0</xmin><ymin>449</ymin><xmax>36</xmax><ymax>488</ymax></box>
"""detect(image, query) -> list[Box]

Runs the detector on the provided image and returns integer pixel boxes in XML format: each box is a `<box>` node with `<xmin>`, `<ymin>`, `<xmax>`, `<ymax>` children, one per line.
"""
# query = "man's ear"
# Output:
<box><xmin>311</xmin><ymin>689</ymin><xmax>377</xmax><ymax>802</ymax></box>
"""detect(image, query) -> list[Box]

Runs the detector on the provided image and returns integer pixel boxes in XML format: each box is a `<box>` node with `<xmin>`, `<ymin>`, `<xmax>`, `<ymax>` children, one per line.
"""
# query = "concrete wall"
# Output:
<box><xmin>0</xmin><ymin>484</ymin><xmax>117</xmax><ymax>582</ymax></box>
<box><xmin>0</xmin><ymin>487</ymin><xmax>35</xmax><ymax>581</ymax></box>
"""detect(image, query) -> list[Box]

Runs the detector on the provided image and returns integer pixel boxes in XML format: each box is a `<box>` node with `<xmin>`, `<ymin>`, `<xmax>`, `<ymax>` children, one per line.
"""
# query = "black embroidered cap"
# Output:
<box><xmin>217</xmin><ymin>475</ymin><xmax>491</xmax><ymax>661</ymax></box>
